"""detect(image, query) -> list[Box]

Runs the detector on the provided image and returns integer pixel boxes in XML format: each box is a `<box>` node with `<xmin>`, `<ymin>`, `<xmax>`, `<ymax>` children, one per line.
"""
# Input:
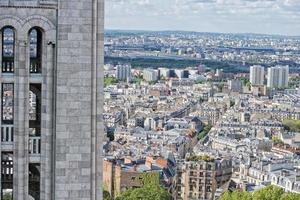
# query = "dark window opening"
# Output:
<box><xmin>2</xmin><ymin>27</ymin><xmax>15</xmax><ymax>73</ymax></box>
<box><xmin>2</xmin><ymin>83</ymin><xmax>14</xmax><ymax>124</ymax></box>
<box><xmin>29</xmin><ymin>84</ymin><xmax>41</xmax><ymax>137</ymax></box>
<box><xmin>1</xmin><ymin>152</ymin><xmax>13</xmax><ymax>199</ymax></box>
<box><xmin>29</xmin><ymin>28</ymin><xmax>42</xmax><ymax>73</ymax></box>
<box><xmin>29</xmin><ymin>163</ymin><xmax>40</xmax><ymax>200</ymax></box>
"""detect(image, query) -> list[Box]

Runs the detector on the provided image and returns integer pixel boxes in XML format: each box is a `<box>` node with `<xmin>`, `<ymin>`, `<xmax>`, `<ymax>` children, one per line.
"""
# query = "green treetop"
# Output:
<box><xmin>220</xmin><ymin>185</ymin><xmax>300</xmax><ymax>200</ymax></box>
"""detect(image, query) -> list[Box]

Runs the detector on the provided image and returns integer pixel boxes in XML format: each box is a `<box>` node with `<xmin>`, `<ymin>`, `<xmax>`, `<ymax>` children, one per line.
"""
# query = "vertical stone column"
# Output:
<box><xmin>13</xmin><ymin>39</ymin><xmax>29</xmax><ymax>200</ymax></box>
<box><xmin>55</xmin><ymin>0</ymin><xmax>103</xmax><ymax>199</ymax></box>
<box><xmin>96</xmin><ymin>0</ymin><xmax>105</xmax><ymax>199</ymax></box>
<box><xmin>0</xmin><ymin>30</ymin><xmax>2</xmax><ymax>200</ymax></box>
<box><xmin>40</xmin><ymin>35</ymin><xmax>55</xmax><ymax>200</ymax></box>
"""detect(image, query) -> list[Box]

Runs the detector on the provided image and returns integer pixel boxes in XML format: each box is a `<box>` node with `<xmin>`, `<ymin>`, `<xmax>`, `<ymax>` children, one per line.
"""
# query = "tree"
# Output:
<box><xmin>104</xmin><ymin>77</ymin><xmax>118</xmax><ymax>87</ymax></box>
<box><xmin>116</xmin><ymin>173</ymin><xmax>171</xmax><ymax>200</ymax></box>
<box><xmin>220</xmin><ymin>190</ymin><xmax>252</xmax><ymax>200</ymax></box>
<box><xmin>220</xmin><ymin>185</ymin><xmax>300</xmax><ymax>200</ymax></box>
<box><xmin>280</xmin><ymin>192</ymin><xmax>300</xmax><ymax>200</ymax></box>
<box><xmin>3</xmin><ymin>193</ymin><xmax>12</xmax><ymax>200</ymax></box>
<box><xmin>219</xmin><ymin>191</ymin><xmax>232</xmax><ymax>200</ymax></box>
<box><xmin>197</xmin><ymin>124</ymin><xmax>212</xmax><ymax>140</ymax></box>
<box><xmin>240</xmin><ymin>77</ymin><xmax>250</xmax><ymax>86</ymax></box>
<box><xmin>116</xmin><ymin>184</ymin><xmax>171</xmax><ymax>200</ymax></box>
<box><xmin>283</xmin><ymin>119</ymin><xmax>300</xmax><ymax>132</ymax></box>
<box><xmin>231</xmin><ymin>190</ymin><xmax>252</xmax><ymax>200</ymax></box>
<box><xmin>253</xmin><ymin>185</ymin><xmax>284</xmax><ymax>200</ymax></box>
<box><xmin>103</xmin><ymin>190</ymin><xmax>112</xmax><ymax>200</ymax></box>
<box><xmin>272</xmin><ymin>136</ymin><xmax>283</xmax><ymax>145</ymax></box>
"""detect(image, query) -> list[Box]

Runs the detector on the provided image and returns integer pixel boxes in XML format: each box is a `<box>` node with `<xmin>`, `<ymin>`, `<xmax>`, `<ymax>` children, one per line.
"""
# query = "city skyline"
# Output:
<box><xmin>106</xmin><ymin>0</ymin><xmax>300</xmax><ymax>36</ymax></box>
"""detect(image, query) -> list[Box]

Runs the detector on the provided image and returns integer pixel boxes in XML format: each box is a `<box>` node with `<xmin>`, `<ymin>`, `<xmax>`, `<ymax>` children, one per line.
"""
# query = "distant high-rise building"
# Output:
<box><xmin>250</xmin><ymin>65</ymin><xmax>265</xmax><ymax>86</ymax></box>
<box><xmin>143</xmin><ymin>69</ymin><xmax>159</xmax><ymax>82</ymax></box>
<box><xmin>228</xmin><ymin>79</ymin><xmax>243</xmax><ymax>92</ymax></box>
<box><xmin>215</xmin><ymin>69</ymin><xmax>224</xmax><ymax>78</ymax></box>
<box><xmin>158</xmin><ymin>68</ymin><xmax>170</xmax><ymax>78</ymax></box>
<box><xmin>267</xmin><ymin>65</ymin><xmax>289</xmax><ymax>88</ymax></box>
<box><xmin>175</xmin><ymin>69</ymin><xmax>185</xmax><ymax>79</ymax></box>
<box><xmin>198</xmin><ymin>65</ymin><xmax>206</xmax><ymax>74</ymax></box>
<box><xmin>116</xmin><ymin>64</ymin><xmax>132</xmax><ymax>81</ymax></box>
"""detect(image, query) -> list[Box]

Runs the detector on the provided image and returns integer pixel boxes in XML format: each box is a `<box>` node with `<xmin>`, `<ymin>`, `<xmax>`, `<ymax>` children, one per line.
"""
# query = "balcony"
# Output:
<box><xmin>2</xmin><ymin>58</ymin><xmax>14</xmax><ymax>73</ymax></box>
<box><xmin>1</xmin><ymin>159</ymin><xmax>13</xmax><ymax>189</ymax></box>
<box><xmin>30</xmin><ymin>58</ymin><xmax>41</xmax><ymax>74</ymax></box>
<box><xmin>1</xmin><ymin>125</ymin><xmax>14</xmax><ymax>150</ymax></box>
<box><xmin>29</xmin><ymin>136</ymin><xmax>41</xmax><ymax>155</ymax></box>
<box><xmin>1</xmin><ymin>124</ymin><xmax>13</xmax><ymax>142</ymax></box>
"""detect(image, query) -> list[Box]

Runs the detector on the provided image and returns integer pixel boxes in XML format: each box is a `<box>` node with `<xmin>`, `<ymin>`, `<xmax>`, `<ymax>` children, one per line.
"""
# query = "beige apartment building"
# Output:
<box><xmin>174</xmin><ymin>156</ymin><xmax>232</xmax><ymax>200</ymax></box>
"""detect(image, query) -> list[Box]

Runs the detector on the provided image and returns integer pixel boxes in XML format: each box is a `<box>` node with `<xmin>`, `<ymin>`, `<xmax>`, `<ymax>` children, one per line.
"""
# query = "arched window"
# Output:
<box><xmin>2</xmin><ymin>27</ymin><xmax>15</xmax><ymax>73</ymax></box>
<box><xmin>29</xmin><ymin>28</ymin><xmax>42</xmax><ymax>73</ymax></box>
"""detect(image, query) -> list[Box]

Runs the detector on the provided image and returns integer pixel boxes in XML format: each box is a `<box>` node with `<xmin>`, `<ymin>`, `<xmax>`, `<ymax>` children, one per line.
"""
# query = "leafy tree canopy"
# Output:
<box><xmin>116</xmin><ymin>173</ymin><xmax>170</xmax><ymax>200</ymax></box>
<box><xmin>283</xmin><ymin>119</ymin><xmax>300</xmax><ymax>132</ymax></box>
<box><xmin>116</xmin><ymin>184</ymin><xmax>171</xmax><ymax>200</ymax></box>
<box><xmin>220</xmin><ymin>185</ymin><xmax>300</xmax><ymax>200</ymax></box>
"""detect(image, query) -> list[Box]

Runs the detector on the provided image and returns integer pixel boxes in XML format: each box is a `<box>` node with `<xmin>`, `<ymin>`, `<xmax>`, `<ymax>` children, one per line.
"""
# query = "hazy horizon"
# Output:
<box><xmin>105</xmin><ymin>28</ymin><xmax>300</xmax><ymax>37</ymax></box>
<box><xmin>106</xmin><ymin>0</ymin><xmax>300</xmax><ymax>36</ymax></box>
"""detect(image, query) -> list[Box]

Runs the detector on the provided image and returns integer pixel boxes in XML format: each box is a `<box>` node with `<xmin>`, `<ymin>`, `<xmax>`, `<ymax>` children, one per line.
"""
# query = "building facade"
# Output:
<box><xmin>250</xmin><ymin>65</ymin><xmax>265</xmax><ymax>86</ymax></box>
<box><xmin>103</xmin><ymin>157</ymin><xmax>174</xmax><ymax>199</ymax></box>
<box><xmin>143</xmin><ymin>69</ymin><xmax>159</xmax><ymax>82</ymax></box>
<box><xmin>175</xmin><ymin>156</ymin><xmax>232</xmax><ymax>200</ymax></box>
<box><xmin>0</xmin><ymin>0</ymin><xmax>103</xmax><ymax>199</ymax></box>
<box><xmin>116</xmin><ymin>64</ymin><xmax>132</xmax><ymax>81</ymax></box>
<box><xmin>267</xmin><ymin>65</ymin><xmax>289</xmax><ymax>88</ymax></box>
<box><xmin>228</xmin><ymin>79</ymin><xmax>243</xmax><ymax>93</ymax></box>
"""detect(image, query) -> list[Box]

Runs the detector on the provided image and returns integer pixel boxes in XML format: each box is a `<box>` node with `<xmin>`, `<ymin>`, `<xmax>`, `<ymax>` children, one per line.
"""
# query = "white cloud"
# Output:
<box><xmin>105</xmin><ymin>0</ymin><xmax>300</xmax><ymax>35</ymax></box>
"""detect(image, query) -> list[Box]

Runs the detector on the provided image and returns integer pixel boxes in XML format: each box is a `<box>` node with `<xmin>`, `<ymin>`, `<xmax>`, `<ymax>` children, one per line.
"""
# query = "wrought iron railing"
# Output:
<box><xmin>1</xmin><ymin>124</ymin><xmax>13</xmax><ymax>142</ymax></box>
<box><xmin>29</xmin><ymin>136</ymin><xmax>41</xmax><ymax>155</ymax></box>
<box><xmin>2</xmin><ymin>58</ymin><xmax>14</xmax><ymax>73</ymax></box>
<box><xmin>30</xmin><ymin>58</ymin><xmax>41</xmax><ymax>73</ymax></box>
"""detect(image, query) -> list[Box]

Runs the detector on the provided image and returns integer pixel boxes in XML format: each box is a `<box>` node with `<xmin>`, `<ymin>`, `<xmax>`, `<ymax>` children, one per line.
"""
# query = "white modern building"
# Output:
<box><xmin>175</xmin><ymin>69</ymin><xmax>185</xmax><ymax>79</ymax></box>
<box><xmin>250</xmin><ymin>65</ymin><xmax>265</xmax><ymax>86</ymax></box>
<box><xmin>158</xmin><ymin>68</ymin><xmax>170</xmax><ymax>78</ymax></box>
<box><xmin>143</xmin><ymin>69</ymin><xmax>159</xmax><ymax>82</ymax></box>
<box><xmin>267</xmin><ymin>65</ymin><xmax>289</xmax><ymax>88</ymax></box>
<box><xmin>116</xmin><ymin>64</ymin><xmax>132</xmax><ymax>81</ymax></box>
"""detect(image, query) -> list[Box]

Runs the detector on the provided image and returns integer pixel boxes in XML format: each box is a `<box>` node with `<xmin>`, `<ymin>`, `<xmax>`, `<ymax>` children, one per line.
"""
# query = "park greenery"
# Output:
<box><xmin>272</xmin><ymin>136</ymin><xmax>284</xmax><ymax>145</ymax></box>
<box><xmin>288</xmin><ymin>77</ymin><xmax>300</xmax><ymax>89</ymax></box>
<box><xmin>187</xmin><ymin>154</ymin><xmax>215</xmax><ymax>162</ymax></box>
<box><xmin>3</xmin><ymin>193</ymin><xmax>12</xmax><ymax>200</ymax></box>
<box><xmin>283</xmin><ymin>119</ymin><xmax>300</xmax><ymax>132</ymax></box>
<box><xmin>104</xmin><ymin>77</ymin><xmax>118</xmax><ymax>87</ymax></box>
<box><xmin>115</xmin><ymin>183</ymin><xmax>171</xmax><ymax>200</ymax></box>
<box><xmin>220</xmin><ymin>185</ymin><xmax>300</xmax><ymax>200</ymax></box>
<box><xmin>131</xmin><ymin>74</ymin><xmax>144</xmax><ymax>85</ymax></box>
<box><xmin>116</xmin><ymin>173</ymin><xmax>170</xmax><ymax>200</ymax></box>
<box><xmin>197</xmin><ymin>124</ymin><xmax>212</xmax><ymax>140</ymax></box>
<box><xmin>105</xmin><ymin>56</ymin><xmax>249</xmax><ymax>73</ymax></box>
<box><xmin>103</xmin><ymin>172</ymin><xmax>170</xmax><ymax>200</ymax></box>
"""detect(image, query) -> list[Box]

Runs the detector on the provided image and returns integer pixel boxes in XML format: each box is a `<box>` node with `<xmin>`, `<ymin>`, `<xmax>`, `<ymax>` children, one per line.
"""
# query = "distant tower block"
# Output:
<box><xmin>0</xmin><ymin>0</ymin><xmax>104</xmax><ymax>200</ymax></box>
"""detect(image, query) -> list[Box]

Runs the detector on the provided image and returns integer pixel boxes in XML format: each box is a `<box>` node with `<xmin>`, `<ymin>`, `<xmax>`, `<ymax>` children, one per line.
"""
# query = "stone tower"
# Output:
<box><xmin>0</xmin><ymin>0</ymin><xmax>103</xmax><ymax>200</ymax></box>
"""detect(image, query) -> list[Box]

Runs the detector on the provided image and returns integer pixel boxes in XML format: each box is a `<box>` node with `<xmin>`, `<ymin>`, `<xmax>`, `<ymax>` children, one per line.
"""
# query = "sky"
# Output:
<box><xmin>105</xmin><ymin>0</ymin><xmax>300</xmax><ymax>36</ymax></box>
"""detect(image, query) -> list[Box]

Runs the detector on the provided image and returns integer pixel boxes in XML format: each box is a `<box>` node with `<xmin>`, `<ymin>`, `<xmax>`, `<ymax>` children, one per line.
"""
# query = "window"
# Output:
<box><xmin>2</xmin><ymin>27</ymin><xmax>15</xmax><ymax>73</ymax></box>
<box><xmin>2</xmin><ymin>83</ymin><xmax>14</xmax><ymax>123</ymax></box>
<box><xmin>29</xmin><ymin>84</ymin><xmax>41</xmax><ymax>136</ymax></box>
<box><xmin>29</xmin><ymin>28</ymin><xmax>42</xmax><ymax>73</ymax></box>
